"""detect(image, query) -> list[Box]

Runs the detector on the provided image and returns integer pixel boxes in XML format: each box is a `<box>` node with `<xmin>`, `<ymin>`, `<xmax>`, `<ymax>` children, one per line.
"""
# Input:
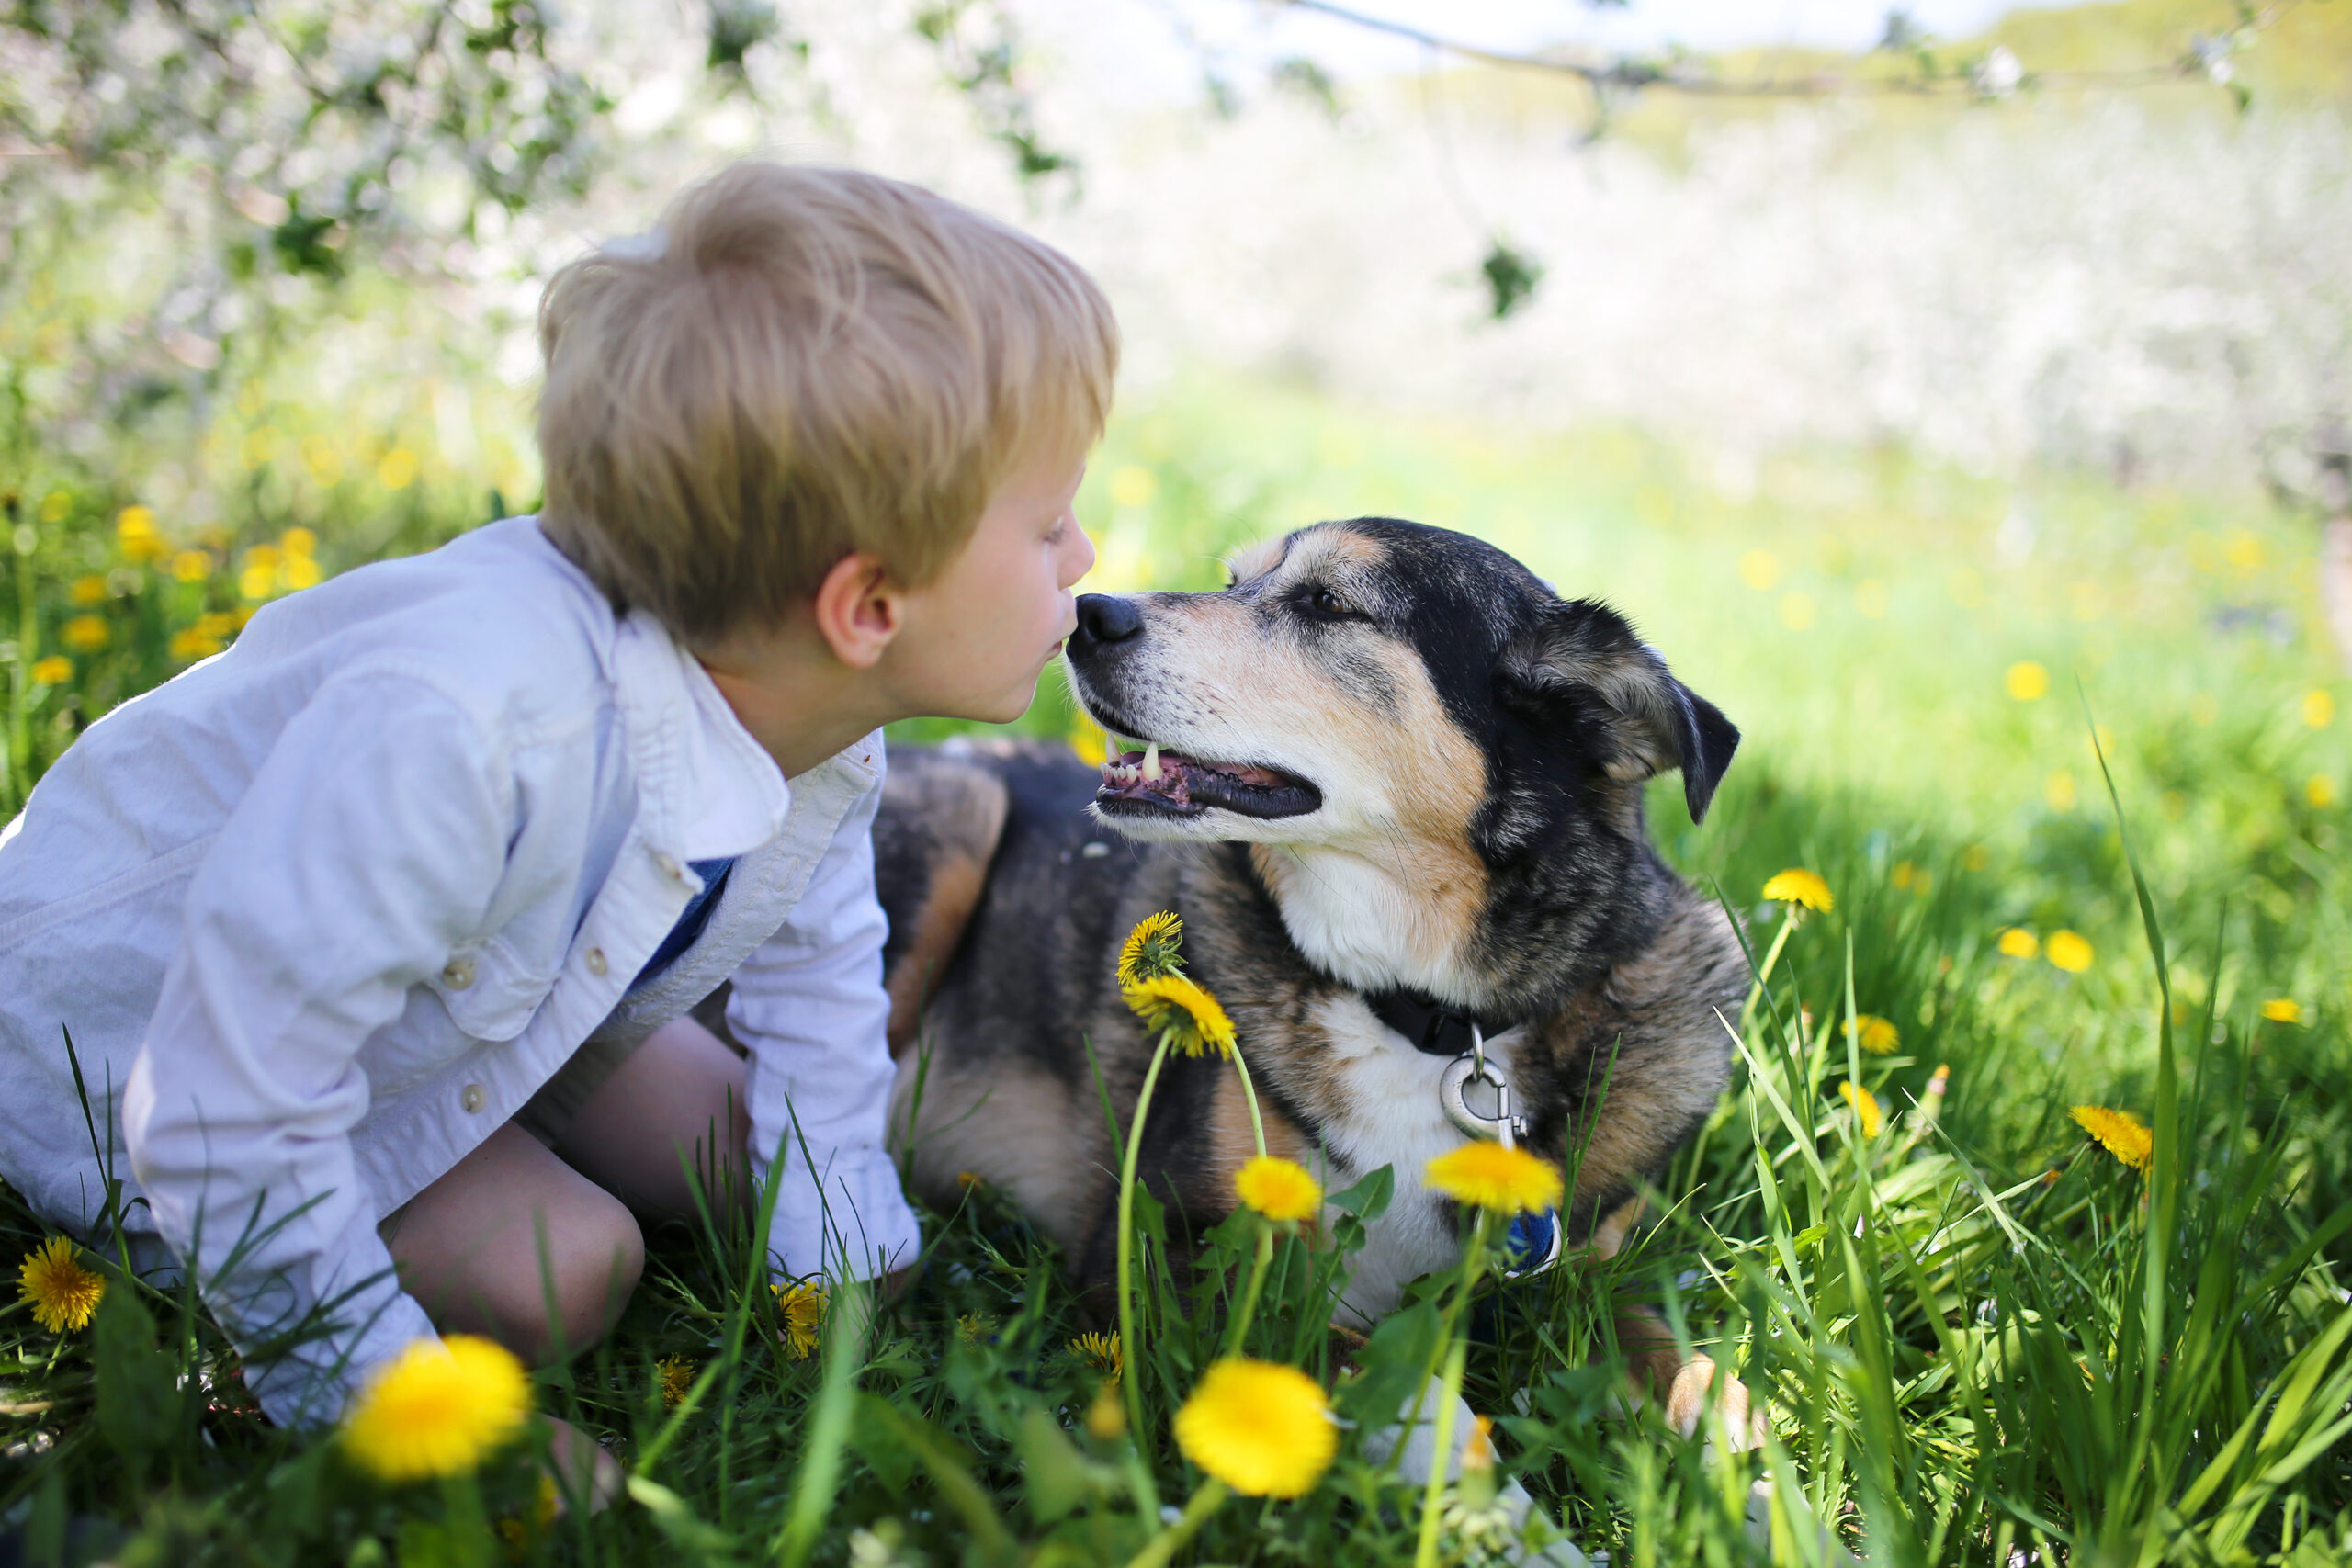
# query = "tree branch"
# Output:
<box><xmin>1277</xmin><ymin>0</ymin><xmax>2292</xmax><ymax>100</ymax></box>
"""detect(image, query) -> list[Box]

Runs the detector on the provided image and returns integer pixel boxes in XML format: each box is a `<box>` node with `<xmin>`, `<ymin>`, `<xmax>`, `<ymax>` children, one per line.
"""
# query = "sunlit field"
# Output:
<box><xmin>4</xmin><ymin>364</ymin><xmax>2346</xmax><ymax>1564</ymax></box>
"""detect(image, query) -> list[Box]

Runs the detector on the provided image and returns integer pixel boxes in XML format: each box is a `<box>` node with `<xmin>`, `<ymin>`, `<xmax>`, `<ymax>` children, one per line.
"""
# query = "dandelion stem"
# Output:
<box><xmin>1227</xmin><ymin>1042</ymin><xmax>1269</xmax><ymax>1159</ymax></box>
<box><xmin>1123</xmin><ymin>1476</ymin><xmax>1229</xmax><ymax>1568</ymax></box>
<box><xmin>1413</xmin><ymin>1214</ymin><xmax>1487</xmax><ymax>1568</ymax></box>
<box><xmin>1219</xmin><ymin>1039</ymin><xmax>1275</xmax><ymax>1356</ymax></box>
<box><xmin>1116</xmin><ymin>1032</ymin><xmax>1176</xmax><ymax>1460</ymax></box>
<box><xmin>1224</xmin><ymin>1220</ymin><xmax>1276</xmax><ymax>1358</ymax></box>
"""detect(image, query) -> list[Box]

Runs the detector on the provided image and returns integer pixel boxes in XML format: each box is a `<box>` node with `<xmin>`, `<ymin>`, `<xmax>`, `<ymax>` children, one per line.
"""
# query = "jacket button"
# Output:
<box><xmin>460</xmin><ymin>1083</ymin><xmax>485</xmax><ymax>1113</ymax></box>
<box><xmin>585</xmin><ymin>947</ymin><xmax>608</xmax><ymax>976</ymax></box>
<box><xmin>652</xmin><ymin>851</ymin><xmax>683</xmax><ymax>879</ymax></box>
<box><xmin>441</xmin><ymin>957</ymin><xmax>476</xmax><ymax>990</ymax></box>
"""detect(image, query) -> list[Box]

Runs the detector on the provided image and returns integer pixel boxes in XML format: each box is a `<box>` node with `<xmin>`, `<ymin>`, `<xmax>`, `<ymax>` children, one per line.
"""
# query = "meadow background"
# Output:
<box><xmin>4</xmin><ymin>0</ymin><xmax>2351</xmax><ymax>1563</ymax></box>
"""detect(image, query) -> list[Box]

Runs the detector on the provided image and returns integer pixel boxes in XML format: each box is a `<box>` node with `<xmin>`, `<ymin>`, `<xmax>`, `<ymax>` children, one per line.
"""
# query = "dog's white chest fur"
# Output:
<box><xmin>1305</xmin><ymin>997</ymin><xmax>1527</xmax><ymax>1324</ymax></box>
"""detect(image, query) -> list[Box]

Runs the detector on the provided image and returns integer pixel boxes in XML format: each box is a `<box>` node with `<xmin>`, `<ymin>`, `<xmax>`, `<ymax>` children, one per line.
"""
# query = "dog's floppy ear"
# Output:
<box><xmin>1499</xmin><ymin>599</ymin><xmax>1741</xmax><ymax>823</ymax></box>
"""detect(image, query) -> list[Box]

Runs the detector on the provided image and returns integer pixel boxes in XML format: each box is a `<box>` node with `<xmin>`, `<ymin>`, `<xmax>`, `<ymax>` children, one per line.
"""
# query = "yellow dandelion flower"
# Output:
<box><xmin>2006</xmin><ymin>660</ymin><xmax>2050</xmax><ymax>702</ymax></box>
<box><xmin>17</xmin><ymin>1235</ymin><xmax>105</xmax><ymax>1333</ymax></box>
<box><xmin>657</xmin><ymin>1355</ymin><xmax>695</xmax><ymax>1407</ymax></box>
<box><xmin>116</xmin><ymin>505</ymin><xmax>164</xmax><ymax>562</ymax></box>
<box><xmin>1425</xmin><ymin>1141</ymin><xmax>1565</xmax><ymax>1216</ymax></box>
<box><xmin>1084</xmin><ymin>1382</ymin><xmax>1125</xmax><ymax>1440</ymax></box>
<box><xmin>60</xmin><ymin>614</ymin><xmax>108</xmax><ymax>653</ymax></box>
<box><xmin>1122</xmin><ymin>972</ymin><xmax>1235</xmax><ymax>1058</ymax></box>
<box><xmin>281</xmin><ymin>525</ymin><xmax>318</xmax><ymax>558</ymax></box>
<box><xmin>69</xmin><ymin>574</ymin><xmax>107</xmax><ymax>605</ymax></box>
<box><xmin>1108</xmin><ymin>466</ymin><xmax>1159</xmax><ymax>509</ymax></box>
<box><xmin>773</xmin><ymin>1280</ymin><xmax>826</xmax><ymax>1360</ymax></box>
<box><xmin>957</xmin><ymin>1314</ymin><xmax>996</xmax><ymax>1346</ymax></box>
<box><xmin>171</xmin><ymin>548</ymin><xmax>212</xmax><ymax>582</ymax></box>
<box><xmin>1838</xmin><ymin>1081</ymin><xmax>1883</xmax><ymax>1138</ymax></box>
<box><xmin>2071</xmin><ymin>1105</ymin><xmax>2152</xmax><ymax>1174</ymax></box>
<box><xmin>1997</xmin><ymin>927</ymin><xmax>2040</xmax><ymax>960</ymax></box>
<box><xmin>281</xmin><ymin>554</ymin><xmax>322</xmax><ymax>591</ymax></box>
<box><xmin>2260</xmin><ymin>998</ymin><xmax>2301</xmax><ymax>1024</ymax></box>
<box><xmin>2303</xmin><ymin>689</ymin><xmax>2335</xmax><ymax>728</ymax></box>
<box><xmin>1069</xmin><ymin>719</ymin><xmax>1108</xmax><ymax>768</ymax></box>
<box><xmin>2046</xmin><ymin>931</ymin><xmax>2094</xmax><ymax>974</ymax></box>
<box><xmin>378</xmin><ymin>448</ymin><xmax>419</xmax><ymax>490</ymax></box>
<box><xmin>340</xmin><ymin>1335</ymin><xmax>531</xmax><ymax>1483</ymax></box>
<box><xmin>1172</xmin><ymin>1359</ymin><xmax>1337</xmax><ymax>1498</ymax></box>
<box><xmin>168</xmin><ymin>626</ymin><xmax>223</xmax><ymax>662</ymax></box>
<box><xmin>1847</xmin><ymin>1014</ymin><xmax>1900</xmax><ymax>1055</ymax></box>
<box><xmin>29</xmin><ymin>656</ymin><xmax>72</xmax><ymax>686</ymax></box>
<box><xmin>1069</xmin><ymin>1330</ymin><xmax>1124</xmax><ymax>1387</ymax></box>
<box><xmin>2310</xmin><ymin>775</ymin><xmax>2338</xmax><ymax>809</ymax></box>
<box><xmin>1761</xmin><ymin>868</ymin><xmax>1833</xmax><ymax>912</ymax></box>
<box><xmin>1234</xmin><ymin>1156</ymin><xmax>1322</xmax><ymax>1223</ymax></box>
<box><xmin>1116</xmin><ymin>910</ymin><xmax>1185</xmax><ymax>985</ymax></box>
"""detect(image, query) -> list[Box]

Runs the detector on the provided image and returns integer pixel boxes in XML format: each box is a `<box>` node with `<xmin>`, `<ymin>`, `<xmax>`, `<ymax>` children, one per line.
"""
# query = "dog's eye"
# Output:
<box><xmin>1301</xmin><ymin>587</ymin><xmax>1356</xmax><ymax>620</ymax></box>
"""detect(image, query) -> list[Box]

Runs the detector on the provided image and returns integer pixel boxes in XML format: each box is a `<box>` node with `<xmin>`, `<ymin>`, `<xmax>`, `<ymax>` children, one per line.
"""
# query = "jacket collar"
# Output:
<box><xmin>516</xmin><ymin>518</ymin><xmax>797</xmax><ymax>864</ymax></box>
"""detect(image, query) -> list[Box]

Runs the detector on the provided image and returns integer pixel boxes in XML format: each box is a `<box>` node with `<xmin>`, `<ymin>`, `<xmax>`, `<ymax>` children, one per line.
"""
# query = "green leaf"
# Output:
<box><xmin>1013</xmin><ymin>1405</ymin><xmax>1092</xmax><ymax>1524</ymax></box>
<box><xmin>1333</xmin><ymin>1298</ymin><xmax>1441</xmax><ymax>1428</ymax></box>
<box><xmin>628</xmin><ymin>1476</ymin><xmax>749</xmax><ymax>1562</ymax></box>
<box><xmin>1325</xmin><ymin>1163</ymin><xmax>1395</xmax><ymax>1223</ymax></box>
<box><xmin>92</xmin><ymin>1280</ymin><xmax>175</xmax><ymax>1472</ymax></box>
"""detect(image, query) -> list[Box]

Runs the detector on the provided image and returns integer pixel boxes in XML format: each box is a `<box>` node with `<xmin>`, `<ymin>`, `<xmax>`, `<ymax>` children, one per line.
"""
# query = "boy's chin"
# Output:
<box><xmin>933</xmin><ymin>683</ymin><xmax>1035</xmax><ymax>728</ymax></box>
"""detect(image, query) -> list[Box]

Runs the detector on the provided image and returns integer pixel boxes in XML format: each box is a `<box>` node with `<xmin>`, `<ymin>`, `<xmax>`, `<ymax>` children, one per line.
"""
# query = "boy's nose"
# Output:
<box><xmin>1069</xmin><ymin>593</ymin><xmax>1143</xmax><ymax>654</ymax></box>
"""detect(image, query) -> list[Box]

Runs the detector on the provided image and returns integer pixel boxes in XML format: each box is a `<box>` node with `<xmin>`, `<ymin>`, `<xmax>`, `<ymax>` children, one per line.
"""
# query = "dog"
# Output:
<box><xmin>875</xmin><ymin>516</ymin><xmax>1758</xmax><ymax>1450</ymax></box>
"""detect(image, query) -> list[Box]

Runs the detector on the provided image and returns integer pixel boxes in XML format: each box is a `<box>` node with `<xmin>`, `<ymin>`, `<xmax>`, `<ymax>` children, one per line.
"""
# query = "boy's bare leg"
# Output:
<box><xmin>379</xmin><ymin>1122</ymin><xmax>646</xmax><ymax>1361</ymax></box>
<box><xmin>557</xmin><ymin>1015</ymin><xmax>918</xmax><ymax>1302</ymax></box>
<box><xmin>553</xmin><ymin>1015</ymin><xmax>752</xmax><ymax>1220</ymax></box>
<box><xmin>378</xmin><ymin>1122</ymin><xmax>642</xmax><ymax>1510</ymax></box>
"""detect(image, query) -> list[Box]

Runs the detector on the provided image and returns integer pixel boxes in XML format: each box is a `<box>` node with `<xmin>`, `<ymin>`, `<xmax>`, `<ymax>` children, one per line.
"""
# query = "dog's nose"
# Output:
<box><xmin>1070</xmin><ymin>593</ymin><xmax>1144</xmax><ymax>652</ymax></box>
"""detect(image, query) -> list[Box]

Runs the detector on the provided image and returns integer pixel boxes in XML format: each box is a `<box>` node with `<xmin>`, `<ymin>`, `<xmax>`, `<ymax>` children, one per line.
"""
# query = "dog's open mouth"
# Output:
<box><xmin>1097</xmin><ymin>745</ymin><xmax>1321</xmax><ymax>820</ymax></box>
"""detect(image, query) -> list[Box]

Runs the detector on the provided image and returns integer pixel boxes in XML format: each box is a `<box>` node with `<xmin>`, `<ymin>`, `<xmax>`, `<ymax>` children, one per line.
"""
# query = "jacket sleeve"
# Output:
<box><xmin>122</xmin><ymin>671</ymin><xmax>512</xmax><ymax>1427</ymax></box>
<box><xmin>726</xmin><ymin>761</ymin><xmax>922</xmax><ymax>1282</ymax></box>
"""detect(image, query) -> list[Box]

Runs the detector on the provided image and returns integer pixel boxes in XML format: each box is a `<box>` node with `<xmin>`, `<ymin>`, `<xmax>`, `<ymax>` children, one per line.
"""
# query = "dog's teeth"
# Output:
<box><xmin>1142</xmin><ymin>743</ymin><xmax>1161</xmax><ymax>782</ymax></box>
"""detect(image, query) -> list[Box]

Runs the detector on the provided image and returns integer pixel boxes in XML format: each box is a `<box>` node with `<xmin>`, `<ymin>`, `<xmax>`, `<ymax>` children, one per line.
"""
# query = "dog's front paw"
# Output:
<box><xmin>1664</xmin><ymin>1353</ymin><xmax>1770</xmax><ymax>1452</ymax></box>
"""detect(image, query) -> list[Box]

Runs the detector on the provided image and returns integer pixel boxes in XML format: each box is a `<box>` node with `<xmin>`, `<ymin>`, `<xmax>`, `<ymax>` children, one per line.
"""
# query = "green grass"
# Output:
<box><xmin>4</xmin><ymin>370</ymin><xmax>2349</xmax><ymax>1564</ymax></box>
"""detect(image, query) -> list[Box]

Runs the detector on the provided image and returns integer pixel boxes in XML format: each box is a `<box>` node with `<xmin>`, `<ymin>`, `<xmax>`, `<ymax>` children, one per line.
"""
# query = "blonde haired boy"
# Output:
<box><xmin>0</xmin><ymin>164</ymin><xmax>1113</xmax><ymax>1488</ymax></box>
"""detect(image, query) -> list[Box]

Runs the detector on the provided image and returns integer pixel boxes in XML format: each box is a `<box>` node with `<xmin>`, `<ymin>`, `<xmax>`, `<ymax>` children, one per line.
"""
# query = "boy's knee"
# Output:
<box><xmin>510</xmin><ymin>1189</ymin><xmax>644</xmax><ymax>1364</ymax></box>
<box><xmin>552</xmin><ymin>1191</ymin><xmax>645</xmax><ymax>1344</ymax></box>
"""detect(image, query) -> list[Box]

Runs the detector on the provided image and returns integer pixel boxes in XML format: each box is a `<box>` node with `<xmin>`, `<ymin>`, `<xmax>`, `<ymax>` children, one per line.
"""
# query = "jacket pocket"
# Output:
<box><xmin>0</xmin><ymin>834</ymin><xmax>219</xmax><ymax>957</ymax></box>
<box><xmin>420</xmin><ymin>935</ymin><xmax>549</xmax><ymax>1043</ymax></box>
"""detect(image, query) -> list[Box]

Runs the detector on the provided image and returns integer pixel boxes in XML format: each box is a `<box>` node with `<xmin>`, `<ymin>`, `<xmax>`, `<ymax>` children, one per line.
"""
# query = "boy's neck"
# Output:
<box><xmin>695</xmin><ymin>623</ymin><xmax>898</xmax><ymax>781</ymax></box>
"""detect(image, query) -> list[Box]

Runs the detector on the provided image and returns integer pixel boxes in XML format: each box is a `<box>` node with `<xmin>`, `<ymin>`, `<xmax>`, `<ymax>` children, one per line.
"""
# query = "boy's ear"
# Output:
<box><xmin>1498</xmin><ymin>599</ymin><xmax>1740</xmax><ymax>823</ymax></box>
<box><xmin>810</xmin><ymin>552</ymin><xmax>904</xmax><ymax>670</ymax></box>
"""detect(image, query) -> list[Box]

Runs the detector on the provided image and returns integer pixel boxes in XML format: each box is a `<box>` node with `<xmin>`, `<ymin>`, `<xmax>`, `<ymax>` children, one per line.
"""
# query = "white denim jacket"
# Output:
<box><xmin>0</xmin><ymin>518</ymin><xmax>920</xmax><ymax>1426</ymax></box>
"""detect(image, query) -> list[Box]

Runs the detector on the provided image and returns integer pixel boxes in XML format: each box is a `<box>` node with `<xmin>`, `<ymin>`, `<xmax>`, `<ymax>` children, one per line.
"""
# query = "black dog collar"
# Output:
<box><xmin>1364</xmin><ymin>987</ymin><xmax>1523</xmax><ymax>1058</ymax></box>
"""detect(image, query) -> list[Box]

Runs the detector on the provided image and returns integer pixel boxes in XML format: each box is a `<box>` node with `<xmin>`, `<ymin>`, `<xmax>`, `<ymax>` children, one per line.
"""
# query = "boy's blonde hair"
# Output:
<box><xmin>537</xmin><ymin>163</ymin><xmax>1118</xmax><ymax>645</ymax></box>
